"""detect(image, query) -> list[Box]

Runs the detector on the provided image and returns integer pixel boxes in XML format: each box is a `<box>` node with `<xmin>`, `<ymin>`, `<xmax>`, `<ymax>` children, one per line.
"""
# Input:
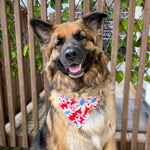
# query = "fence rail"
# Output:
<box><xmin>0</xmin><ymin>0</ymin><xmax>150</xmax><ymax>149</ymax></box>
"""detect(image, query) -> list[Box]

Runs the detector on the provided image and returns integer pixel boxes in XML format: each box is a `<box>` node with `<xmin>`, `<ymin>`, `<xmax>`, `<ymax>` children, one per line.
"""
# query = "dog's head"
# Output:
<box><xmin>30</xmin><ymin>12</ymin><xmax>108</xmax><ymax>92</ymax></box>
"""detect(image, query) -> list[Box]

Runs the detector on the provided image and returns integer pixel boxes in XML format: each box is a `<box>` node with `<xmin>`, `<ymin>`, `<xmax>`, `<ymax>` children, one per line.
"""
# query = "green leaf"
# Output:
<box><xmin>23</xmin><ymin>44</ymin><xmax>29</xmax><ymax>58</ymax></box>
<box><xmin>61</xmin><ymin>19</ymin><xmax>68</xmax><ymax>23</ymax></box>
<box><xmin>35</xmin><ymin>41</ymin><xmax>41</xmax><ymax>51</ymax></box>
<box><xmin>35</xmin><ymin>52</ymin><xmax>43</xmax><ymax>74</ymax></box>
<box><xmin>6</xmin><ymin>0</ymin><xmax>13</xmax><ymax>16</ymax></box>
<box><xmin>47</xmin><ymin>0</ymin><xmax>55</xmax><ymax>9</ymax></box>
<box><xmin>8</xmin><ymin>19</ymin><xmax>13</xmax><ymax>30</ymax></box>
<box><xmin>146</xmin><ymin>53</ymin><xmax>149</xmax><ymax>62</ymax></box>
<box><xmin>117</xmin><ymin>52</ymin><xmax>124</xmax><ymax>65</ymax></box>
<box><xmin>121</xmin><ymin>0</ymin><xmax>129</xmax><ymax>8</ymax></box>
<box><xmin>111</xmin><ymin>9</ymin><xmax>114</xmax><ymax>18</ymax></box>
<box><xmin>105</xmin><ymin>9</ymin><xmax>109</xmax><ymax>15</ymax></box>
<box><xmin>90</xmin><ymin>0</ymin><xmax>96</xmax><ymax>7</ymax></box>
<box><xmin>62</xmin><ymin>7</ymin><xmax>69</xmax><ymax>19</ymax></box>
<box><xmin>119</xmin><ymin>19</ymin><xmax>128</xmax><ymax>32</ymax></box>
<box><xmin>106</xmin><ymin>39</ymin><xmax>112</xmax><ymax>51</ymax></box>
<box><xmin>11</xmin><ymin>60</ymin><xmax>18</xmax><ymax>77</ymax></box>
<box><xmin>136</xmin><ymin>0</ymin><xmax>145</xmax><ymax>6</ymax></box>
<box><xmin>81</xmin><ymin>1</ymin><xmax>84</xmax><ymax>11</ymax></box>
<box><xmin>148</xmin><ymin>36</ymin><xmax>150</xmax><ymax>47</ymax></box>
<box><xmin>0</xmin><ymin>50</ymin><xmax>4</xmax><ymax>58</ymax></box>
<box><xmin>131</xmin><ymin>71</ymin><xmax>138</xmax><ymax>85</ymax></box>
<box><xmin>34</xmin><ymin>5</ymin><xmax>41</xmax><ymax>18</ymax></box>
<box><xmin>9</xmin><ymin>34</ymin><xmax>16</xmax><ymax>45</ymax></box>
<box><xmin>118</xmin><ymin>37</ymin><xmax>122</xmax><ymax>49</ymax></box>
<box><xmin>132</xmin><ymin>53</ymin><xmax>138</xmax><ymax>69</ymax></box>
<box><xmin>11</xmin><ymin>51</ymin><xmax>17</xmax><ymax>59</ymax></box>
<box><xmin>144</xmin><ymin>75</ymin><xmax>150</xmax><ymax>82</ymax></box>
<box><xmin>134</xmin><ymin>37</ymin><xmax>141</xmax><ymax>47</ymax></box>
<box><xmin>145</xmin><ymin>60</ymin><xmax>150</xmax><ymax>68</ymax></box>
<box><xmin>107</xmin><ymin>70</ymin><xmax>110</xmax><ymax>80</ymax></box>
<box><xmin>36</xmin><ymin>53</ymin><xmax>43</xmax><ymax>61</ymax></box>
<box><xmin>123</xmin><ymin>36</ymin><xmax>127</xmax><ymax>48</ymax></box>
<box><xmin>62</xmin><ymin>0</ymin><xmax>68</xmax><ymax>3</ymax></box>
<box><xmin>134</xmin><ymin>20</ymin><xmax>143</xmax><ymax>32</ymax></box>
<box><xmin>145</xmin><ymin>53</ymin><xmax>150</xmax><ymax>67</ymax></box>
<box><xmin>12</xmin><ymin>70</ymin><xmax>16</xmax><ymax>77</ymax></box>
<box><xmin>116</xmin><ymin>70</ymin><xmax>124</xmax><ymax>83</ymax></box>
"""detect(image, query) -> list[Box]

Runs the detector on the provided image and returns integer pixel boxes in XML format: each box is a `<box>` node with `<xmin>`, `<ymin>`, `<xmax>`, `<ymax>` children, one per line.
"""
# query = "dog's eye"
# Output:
<box><xmin>56</xmin><ymin>40</ymin><xmax>62</xmax><ymax>46</ymax></box>
<box><xmin>75</xmin><ymin>32</ymin><xmax>85</xmax><ymax>41</ymax></box>
<box><xmin>56</xmin><ymin>39</ymin><xmax>63</xmax><ymax>47</ymax></box>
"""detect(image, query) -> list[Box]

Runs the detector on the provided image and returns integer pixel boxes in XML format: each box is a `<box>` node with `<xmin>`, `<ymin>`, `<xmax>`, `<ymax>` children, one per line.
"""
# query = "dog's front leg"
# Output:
<box><xmin>103</xmin><ymin>137</ymin><xmax>117</xmax><ymax>150</ymax></box>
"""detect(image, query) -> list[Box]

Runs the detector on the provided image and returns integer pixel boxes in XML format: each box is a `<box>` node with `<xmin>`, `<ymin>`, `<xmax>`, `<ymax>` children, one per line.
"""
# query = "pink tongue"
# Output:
<box><xmin>69</xmin><ymin>64</ymin><xmax>81</xmax><ymax>73</ymax></box>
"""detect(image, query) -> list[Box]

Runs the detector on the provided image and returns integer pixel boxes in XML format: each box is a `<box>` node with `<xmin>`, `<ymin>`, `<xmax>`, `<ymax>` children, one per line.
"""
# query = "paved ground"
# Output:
<box><xmin>115</xmin><ymin>83</ymin><xmax>148</xmax><ymax>133</ymax></box>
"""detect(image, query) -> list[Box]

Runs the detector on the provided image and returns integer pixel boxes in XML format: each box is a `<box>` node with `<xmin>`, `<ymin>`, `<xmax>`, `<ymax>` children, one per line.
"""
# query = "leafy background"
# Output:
<box><xmin>0</xmin><ymin>0</ymin><xmax>150</xmax><ymax>85</ymax></box>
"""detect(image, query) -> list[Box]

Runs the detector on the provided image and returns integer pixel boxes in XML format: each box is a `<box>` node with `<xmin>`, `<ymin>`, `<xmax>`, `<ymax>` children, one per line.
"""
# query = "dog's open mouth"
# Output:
<box><xmin>68</xmin><ymin>64</ymin><xmax>85</xmax><ymax>78</ymax></box>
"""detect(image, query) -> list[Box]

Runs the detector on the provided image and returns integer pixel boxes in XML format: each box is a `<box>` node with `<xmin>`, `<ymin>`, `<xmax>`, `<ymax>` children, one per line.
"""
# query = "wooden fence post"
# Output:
<box><xmin>27</xmin><ymin>0</ymin><xmax>39</xmax><ymax>136</ymax></box>
<box><xmin>0</xmin><ymin>0</ymin><xmax>16</xmax><ymax>147</ymax></box>
<box><xmin>131</xmin><ymin>0</ymin><xmax>150</xmax><ymax>149</ymax></box>
<box><xmin>69</xmin><ymin>0</ymin><xmax>75</xmax><ymax>22</ymax></box>
<box><xmin>14</xmin><ymin>0</ymin><xmax>28</xmax><ymax>147</ymax></box>
<box><xmin>41</xmin><ymin>0</ymin><xmax>50</xmax><ymax>115</ymax></box>
<box><xmin>120</xmin><ymin>0</ymin><xmax>136</xmax><ymax>150</ymax></box>
<box><xmin>55</xmin><ymin>0</ymin><xmax>61</xmax><ymax>24</ymax></box>
<box><xmin>110</xmin><ymin>0</ymin><xmax>120</xmax><ymax>84</ymax></box>
<box><xmin>0</xmin><ymin>70</ymin><xmax>6</xmax><ymax>146</ymax></box>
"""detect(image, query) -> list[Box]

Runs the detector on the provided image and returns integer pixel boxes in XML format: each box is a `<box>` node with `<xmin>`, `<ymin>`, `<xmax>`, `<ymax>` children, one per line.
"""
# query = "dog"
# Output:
<box><xmin>30</xmin><ymin>12</ymin><xmax>117</xmax><ymax>150</ymax></box>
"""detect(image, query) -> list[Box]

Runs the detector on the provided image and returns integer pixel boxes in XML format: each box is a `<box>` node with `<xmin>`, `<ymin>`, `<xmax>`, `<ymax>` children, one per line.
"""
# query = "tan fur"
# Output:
<box><xmin>31</xmin><ymin>13</ymin><xmax>117</xmax><ymax>150</ymax></box>
<box><xmin>47</xmin><ymin>85</ymin><xmax>116</xmax><ymax>150</ymax></box>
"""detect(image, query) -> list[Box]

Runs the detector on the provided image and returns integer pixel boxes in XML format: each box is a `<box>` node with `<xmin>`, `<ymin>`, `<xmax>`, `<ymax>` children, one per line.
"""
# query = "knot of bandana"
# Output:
<box><xmin>59</xmin><ymin>91</ymin><xmax>103</xmax><ymax>128</ymax></box>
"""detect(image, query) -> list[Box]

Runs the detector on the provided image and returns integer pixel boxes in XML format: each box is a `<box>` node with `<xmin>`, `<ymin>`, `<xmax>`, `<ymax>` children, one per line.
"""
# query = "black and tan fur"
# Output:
<box><xmin>30</xmin><ymin>12</ymin><xmax>117</xmax><ymax>150</ymax></box>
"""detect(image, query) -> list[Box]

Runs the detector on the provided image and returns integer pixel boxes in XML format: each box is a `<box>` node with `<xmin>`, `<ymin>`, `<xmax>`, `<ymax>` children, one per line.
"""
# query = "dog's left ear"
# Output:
<box><xmin>83</xmin><ymin>12</ymin><xmax>107</xmax><ymax>31</ymax></box>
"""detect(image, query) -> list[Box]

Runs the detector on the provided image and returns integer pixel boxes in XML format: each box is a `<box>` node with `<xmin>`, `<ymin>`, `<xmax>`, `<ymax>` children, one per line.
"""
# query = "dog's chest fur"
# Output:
<box><xmin>46</xmin><ymin>86</ymin><xmax>116</xmax><ymax>150</ymax></box>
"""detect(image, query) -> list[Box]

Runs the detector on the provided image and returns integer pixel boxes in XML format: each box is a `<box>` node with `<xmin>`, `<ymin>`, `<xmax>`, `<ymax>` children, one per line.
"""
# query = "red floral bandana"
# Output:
<box><xmin>59</xmin><ymin>91</ymin><xmax>103</xmax><ymax>128</ymax></box>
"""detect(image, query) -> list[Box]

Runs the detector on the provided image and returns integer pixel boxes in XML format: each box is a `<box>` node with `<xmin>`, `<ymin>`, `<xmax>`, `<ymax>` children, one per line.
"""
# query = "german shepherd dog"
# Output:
<box><xmin>30</xmin><ymin>12</ymin><xmax>117</xmax><ymax>150</ymax></box>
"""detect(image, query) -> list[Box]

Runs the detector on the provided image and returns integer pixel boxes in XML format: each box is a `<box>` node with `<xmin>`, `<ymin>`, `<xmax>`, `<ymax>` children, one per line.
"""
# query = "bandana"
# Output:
<box><xmin>59</xmin><ymin>91</ymin><xmax>103</xmax><ymax>128</ymax></box>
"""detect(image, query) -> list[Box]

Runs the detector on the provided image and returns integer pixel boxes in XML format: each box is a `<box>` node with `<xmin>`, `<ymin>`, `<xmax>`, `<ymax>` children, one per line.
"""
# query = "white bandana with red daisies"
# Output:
<box><xmin>59</xmin><ymin>91</ymin><xmax>103</xmax><ymax>128</ymax></box>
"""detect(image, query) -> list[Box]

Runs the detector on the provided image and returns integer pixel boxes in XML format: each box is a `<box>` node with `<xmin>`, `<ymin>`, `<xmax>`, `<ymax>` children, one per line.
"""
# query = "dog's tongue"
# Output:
<box><xmin>69</xmin><ymin>64</ymin><xmax>82</xmax><ymax>73</ymax></box>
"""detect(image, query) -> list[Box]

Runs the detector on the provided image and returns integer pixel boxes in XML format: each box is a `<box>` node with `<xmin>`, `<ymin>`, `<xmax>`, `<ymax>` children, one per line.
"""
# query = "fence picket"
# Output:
<box><xmin>145</xmin><ymin>110</ymin><xmax>150</xmax><ymax>150</ymax></box>
<box><xmin>0</xmin><ymin>71</ymin><xmax>6</xmax><ymax>146</ymax></box>
<box><xmin>69</xmin><ymin>0</ymin><xmax>75</xmax><ymax>22</ymax></box>
<box><xmin>55</xmin><ymin>0</ymin><xmax>61</xmax><ymax>24</ymax></box>
<box><xmin>83</xmin><ymin>0</ymin><xmax>90</xmax><ymax>15</ymax></box>
<box><xmin>41</xmin><ymin>0</ymin><xmax>50</xmax><ymax>115</ymax></box>
<box><xmin>27</xmin><ymin>0</ymin><xmax>39</xmax><ymax>136</ymax></box>
<box><xmin>131</xmin><ymin>0</ymin><xmax>150</xmax><ymax>149</ymax></box>
<box><xmin>97</xmin><ymin>0</ymin><xmax>105</xmax><ymax>52</ymax></box>
<box><xmin>110</xmin><ymin>0</ymin><xmax>120</xmax><ymax>84</ymax></box>
<box><xmin>0</xmin><ymin>0</ymin><xmax>16</xmax><ymax>147</ymax></box>
<box><xmin>120</xmin><ymin>1</ymin><xmax>136</xmax><ymax>150</ymax></box>
<box><xmin>14</xmin><ymin>0</ymin><xmax>28</xmax><ymax>147</ymax></box>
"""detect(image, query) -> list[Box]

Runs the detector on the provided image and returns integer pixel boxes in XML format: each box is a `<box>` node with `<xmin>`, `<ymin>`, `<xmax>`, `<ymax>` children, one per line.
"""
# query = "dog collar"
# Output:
<box><xmin>58</xmin><ymin>91</ymin><xmax>103</xmax><ymax>128</ymax></box>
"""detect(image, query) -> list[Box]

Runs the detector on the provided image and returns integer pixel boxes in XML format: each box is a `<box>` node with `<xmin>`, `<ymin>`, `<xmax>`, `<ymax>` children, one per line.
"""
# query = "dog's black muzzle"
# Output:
<box><xmin>61</xmin><ymin>46</ymin><xmax>85</xmax><ymax>67</ymax></box>
<box><xmin>56</xmin><ymin>39</ymin><xmax>94</xmax><ymax>79</ymax></box>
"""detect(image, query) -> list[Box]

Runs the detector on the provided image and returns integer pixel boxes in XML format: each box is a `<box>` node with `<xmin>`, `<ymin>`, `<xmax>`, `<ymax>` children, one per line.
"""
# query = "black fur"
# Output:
<box><xmin>30</xmin><ymin>120</ymin><xmax>48</xmax><ymax>150</ymax></box>
<box><xmin>50</xmin><ymin>105</ymin><xmax>55</xmax><ymax>129</ymax></box>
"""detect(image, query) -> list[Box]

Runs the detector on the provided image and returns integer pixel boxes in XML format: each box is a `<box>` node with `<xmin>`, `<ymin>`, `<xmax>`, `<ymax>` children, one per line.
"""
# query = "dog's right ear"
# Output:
<box><xmin>30</xmin><ymin>18</ymin><xmax>57</xmax><ymax>44</ymax></box>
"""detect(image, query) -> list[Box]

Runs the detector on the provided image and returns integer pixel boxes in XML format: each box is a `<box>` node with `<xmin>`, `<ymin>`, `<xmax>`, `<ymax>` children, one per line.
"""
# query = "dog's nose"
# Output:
<box><xmin>64</xmin><ymin>49</ymin><xmax>77</xmax><ymax>60</ymax></box>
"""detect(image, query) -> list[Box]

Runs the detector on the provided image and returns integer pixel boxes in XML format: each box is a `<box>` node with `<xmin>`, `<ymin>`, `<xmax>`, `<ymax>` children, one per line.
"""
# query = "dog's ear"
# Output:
<box><xmin>30</xmin><ymin>18</ymin><xmax>57</xmax><ymax>44</ymax></box>
<box><xmin>82</xmin><ymin>12</ymin><xmax>107</xmax><ymax>30</ymax></box>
